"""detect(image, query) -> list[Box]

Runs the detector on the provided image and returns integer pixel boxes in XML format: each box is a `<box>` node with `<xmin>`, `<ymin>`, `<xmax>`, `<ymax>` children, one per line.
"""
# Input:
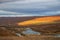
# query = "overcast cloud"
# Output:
<box><xmin>0</xmin><ymin>0</ymin><xmax>60</xmax><ymax>17</ymax></box>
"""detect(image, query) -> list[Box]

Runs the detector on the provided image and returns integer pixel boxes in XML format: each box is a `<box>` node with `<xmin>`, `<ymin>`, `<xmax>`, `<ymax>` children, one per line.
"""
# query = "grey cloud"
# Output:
<box><xmin>0</xmin><ymin>0</ymin><xmax>23</xmax><ymax>3</ymax></box>
<box><xmin>0</xmin><ymin>0</ymin><xmax>60</xmax><ymax>16</ymax></box>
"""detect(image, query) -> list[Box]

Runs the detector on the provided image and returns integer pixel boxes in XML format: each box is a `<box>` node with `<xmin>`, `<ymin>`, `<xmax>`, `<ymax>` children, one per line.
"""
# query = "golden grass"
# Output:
<box><xmin>18</xmin><ymin>16</ymin><xmax>60</xmax><ymax>26</ymax></box>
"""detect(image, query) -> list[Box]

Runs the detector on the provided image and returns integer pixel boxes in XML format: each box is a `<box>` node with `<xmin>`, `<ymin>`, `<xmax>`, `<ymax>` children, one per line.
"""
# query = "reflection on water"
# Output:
<box><xmin>54</xmin><ymin>34</ymin><xmax>60</xmax><ymax>37</ymax></box>
<box><xmin>22</xmin><ymin>28</ymin><xmax>60</xmax><ymax>37</ymax></box>
<box><xmin>15</xmin><ymin>28</ymin><xmax>60</xmax><ymax>37</ymax></box>
<box><xmin>15</xmin><ymin>28</ymin><xmax>40</xmax><ymax>36</ymax></box>
<box><xmin>22</xmin><ymin>28</ymin><xmax>40</xmax><ymax>35</ymax></box>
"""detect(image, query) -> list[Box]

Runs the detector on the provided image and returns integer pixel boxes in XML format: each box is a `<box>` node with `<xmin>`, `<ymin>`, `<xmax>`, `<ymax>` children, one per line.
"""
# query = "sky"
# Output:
<box><xmin>0</xmin><ymin>0</ymin><xmax>60</xmax><ymax>17</ymax></box>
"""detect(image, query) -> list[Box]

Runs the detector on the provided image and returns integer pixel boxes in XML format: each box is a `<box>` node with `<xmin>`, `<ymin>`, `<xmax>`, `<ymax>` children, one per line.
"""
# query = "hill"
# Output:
<box><xmin>0</xmin><ymin>16</ymin><xmax>60</xmax><ymax>36</ymax></box>
<box><xmin>17</xmin><ymin>16</ymin><xmax>60</xmax><ymax>34</ymax></box>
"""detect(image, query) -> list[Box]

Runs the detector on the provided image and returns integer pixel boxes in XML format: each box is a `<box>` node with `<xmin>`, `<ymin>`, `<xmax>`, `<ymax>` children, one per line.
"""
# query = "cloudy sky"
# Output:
<box><xmin>0</xmin><ymin>0</ymin><xmax>60</xmax><ymax>17</ymax></box>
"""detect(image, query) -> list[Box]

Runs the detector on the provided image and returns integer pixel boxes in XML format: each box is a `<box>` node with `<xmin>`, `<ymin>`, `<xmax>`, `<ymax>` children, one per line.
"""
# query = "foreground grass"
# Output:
<box><xmin>0</xmin><ymin>35</ymin><xmax>60</xmax><ymax>40</ymax></box>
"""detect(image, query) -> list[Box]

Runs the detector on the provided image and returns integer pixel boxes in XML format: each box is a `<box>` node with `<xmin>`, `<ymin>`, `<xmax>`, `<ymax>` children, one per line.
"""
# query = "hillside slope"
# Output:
<box><xmin>18</xmin><ymin>16</ymin><xmax>60</xmax><ymax>26</ymax></box>
<box><xmin>18</xmin><ymin>16</ymin><xmax>60</xmax><ymax>34</ymax></box>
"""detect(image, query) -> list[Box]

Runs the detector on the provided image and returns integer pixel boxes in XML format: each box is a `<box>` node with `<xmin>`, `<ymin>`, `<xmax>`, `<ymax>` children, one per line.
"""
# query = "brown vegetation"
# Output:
<box><xmin>0</xmin><ymin>35</ymin><xmax>60</xmax><ymax>40</ymax></box>
<box><xmin>0</xmin><ymin>16</ymin><xmax>60</xmax><ymax>37</ymax></box>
